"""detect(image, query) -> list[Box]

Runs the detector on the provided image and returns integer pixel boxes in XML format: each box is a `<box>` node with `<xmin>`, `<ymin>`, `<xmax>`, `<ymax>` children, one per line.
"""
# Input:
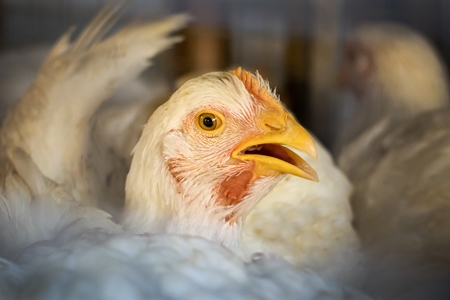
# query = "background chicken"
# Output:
<box><xmin>335</xmin><ymin>23</ymin><xmax>449</xmax><ymax>156</ymax></box>
<box><xmin>336</xmin><ymin>23</ymin><xmax>450</xmax><ymax>298</ymax></box>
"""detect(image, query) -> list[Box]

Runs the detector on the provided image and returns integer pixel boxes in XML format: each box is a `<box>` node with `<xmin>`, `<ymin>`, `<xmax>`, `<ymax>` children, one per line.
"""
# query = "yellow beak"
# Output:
<box><xmin>231</xmin><ymin>112</ymin><xmax>319</xmax><ymax>182</ymax></box>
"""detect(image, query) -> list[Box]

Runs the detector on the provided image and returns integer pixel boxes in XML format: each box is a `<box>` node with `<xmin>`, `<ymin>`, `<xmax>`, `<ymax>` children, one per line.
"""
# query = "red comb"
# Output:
<box><xmin>232</xmin><ymin>67</ymin><xmax>276</xmax><ymax>104</ymax></box>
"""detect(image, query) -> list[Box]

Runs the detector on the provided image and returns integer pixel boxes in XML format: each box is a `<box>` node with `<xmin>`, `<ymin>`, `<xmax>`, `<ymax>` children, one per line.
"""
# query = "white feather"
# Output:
<box><xmin>0</xmin><ymin>5</ymin><xmax>190</xmax><ymax>207</ymax></box>
<box><xmin>1</xmin><ymin>231</ymin><xmax>371</xmax><ymax>300</ymax></box>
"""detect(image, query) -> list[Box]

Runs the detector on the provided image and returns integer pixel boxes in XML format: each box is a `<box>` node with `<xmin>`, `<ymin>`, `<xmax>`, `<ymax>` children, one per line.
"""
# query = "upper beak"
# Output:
<box><xmin>231</xmin><ymin>112</ymin><xmax>319</xmax><ymax>182</ymax></box>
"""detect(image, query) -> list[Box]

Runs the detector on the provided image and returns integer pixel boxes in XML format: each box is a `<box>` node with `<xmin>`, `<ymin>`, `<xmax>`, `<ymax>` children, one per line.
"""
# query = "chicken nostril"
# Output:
<box><xmin>265</xmin><ymin>123</ymin><xmax>284</xmax><ymax>131</ymax></box>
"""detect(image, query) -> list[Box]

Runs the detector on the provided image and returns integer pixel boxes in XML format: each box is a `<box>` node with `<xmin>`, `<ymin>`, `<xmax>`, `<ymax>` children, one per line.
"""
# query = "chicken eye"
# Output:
<box><xmin>201</xmin><ymin>114</ymin><xmax>216</xmax><ymax>129</ymax></box>
<box><xmin>196</xmin><ymin>111</ymin><xmax>224</xmax><ymax>133</ymax></box>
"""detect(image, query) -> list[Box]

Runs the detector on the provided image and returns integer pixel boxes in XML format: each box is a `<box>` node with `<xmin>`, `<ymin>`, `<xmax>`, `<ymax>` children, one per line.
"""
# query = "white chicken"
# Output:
<box><xmin>123</xmin><ymin>66</ymin><xmax>318</xmax><ymax>249</ymax></box>
<box><xmin>88</xmin><ymin>72</ymin><xmax>362</xmax><ymax>285</ymax></box>
<box><xmin>336</xmin><ymin>23</ymin><xmax>450</xmax><ymax>298</ymax></box>
<box><xmin>0</xmin><ymin>4</ymin><xmax>362</xmax><ymax>290</ymax></box>
<box><xmin>0</xmin><ymin>6</ymin><xmax>372</xmax><ymax>299</ymax></box>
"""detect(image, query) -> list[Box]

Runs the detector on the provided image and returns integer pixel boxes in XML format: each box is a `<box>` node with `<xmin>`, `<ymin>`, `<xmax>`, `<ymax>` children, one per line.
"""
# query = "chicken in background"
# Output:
<box><xmin>0</xmin><ymin>11</ymin><xmax>364</xmax><ymax>289</ymax></box>
<box><xmin>335</xmin><ymin>23</ymin><xmax>450</xmax><ymax>298</ymax></box>
<box><xmin>0</xmin><ymin>6</ymin><xmax>372</xmax><ymax>299</ymax></box>
<box><xmin>335</xmin><ymin>23</ymin><xmax>449</xmax><ymax>155</ymax></box>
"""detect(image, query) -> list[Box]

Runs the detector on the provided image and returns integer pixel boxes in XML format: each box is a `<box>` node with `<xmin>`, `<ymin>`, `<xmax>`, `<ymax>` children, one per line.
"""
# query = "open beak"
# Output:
<box><xmin>231</xmin><ymin>113</ymin><xmax>319</xmax><ymax>182</ymax></box>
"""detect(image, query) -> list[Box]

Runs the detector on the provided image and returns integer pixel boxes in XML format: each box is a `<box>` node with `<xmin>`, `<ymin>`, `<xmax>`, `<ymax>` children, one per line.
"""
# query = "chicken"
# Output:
<box><xmin>123</xmin><ymin>66</ymin><xmax>318</xmax><ymax>248</ymax></box>
<box><xmin>0</xmin><ymin>5</ymin><xmax>362</xmax><ymax>289</ymax></box>
<box><xmin>336</xmin><ymin>23</ymin><xmax>450</xmax><ymax>298</ymax></box>
<box><xmin>157</xmin><ymin>72</ymin><xmax>362</xmax><ymax>284</ymax></box>
<box><xmin>0</xmin><ymin>5</ymin><xmax>190</xmax><ymax>209</ymax></box>
<box><xmin>91</xmin><ymin>75</ymin><xmax>362</xmax><ymax>285</ymax></box>
<box><xmin>0</xmin><ymin>7</ymin><xmax>372</xmax><ymax>298</ymax></box>
<box><xmin>335</xmin><ymin>23</ymin><xmax>449</xmax><ymax>155</ymax></box>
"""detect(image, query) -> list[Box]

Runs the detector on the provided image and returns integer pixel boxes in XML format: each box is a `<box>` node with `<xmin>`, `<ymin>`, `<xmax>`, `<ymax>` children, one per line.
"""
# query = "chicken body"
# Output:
<box><xmin>243</xmin><ymin>139</ymin><xmax>362</xmax><ymax>285</ymax></box>
<box><xmin>337</xmin><ymin>23</ymin><xmax>450</xmax><ymax>298</ymax></box>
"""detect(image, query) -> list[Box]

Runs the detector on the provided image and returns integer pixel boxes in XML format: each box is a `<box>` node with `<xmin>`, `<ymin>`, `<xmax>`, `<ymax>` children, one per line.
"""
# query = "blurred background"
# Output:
<box><xmin>0</xmin><ymin>0</ymin><xmax>449</xmax><ymax>149</ymax></box>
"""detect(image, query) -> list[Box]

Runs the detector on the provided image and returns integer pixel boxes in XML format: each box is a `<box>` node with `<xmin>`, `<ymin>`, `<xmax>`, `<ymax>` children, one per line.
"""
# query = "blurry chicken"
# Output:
<box><xmin>336</xmin><ymin>23</ymin><xmax>449</xmax><ymax>154</ymax></box>
<box><xmin>336</xmin><ymin>23</ymin><xmax>450</xmax><ymax>298</ymax></box>
<box><xmin>0</xmin><ymin>5</ymin><xmax>362</xmax><ymax>288</ymax></box>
